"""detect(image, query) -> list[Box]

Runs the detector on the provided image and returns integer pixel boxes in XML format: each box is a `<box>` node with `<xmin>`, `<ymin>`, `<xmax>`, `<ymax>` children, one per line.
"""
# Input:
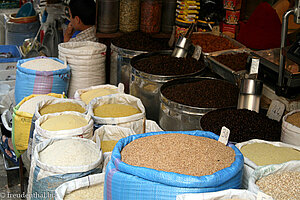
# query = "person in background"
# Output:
<box><xmin>63</xmin><ymin>0</ymin><xmax>98</xmax><ymax>42</ymax></box>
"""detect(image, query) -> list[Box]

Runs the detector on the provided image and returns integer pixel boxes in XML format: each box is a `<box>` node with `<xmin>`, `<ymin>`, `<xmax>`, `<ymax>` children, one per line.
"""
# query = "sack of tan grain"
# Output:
<box><xmin>281</xmin><ymin>109</ymin><xmax>300</xmax><ymax>146</ymax></box>
<box><xmin>55</xmin><ymin>173</ymin><xmax>105</xmax><ymax>200</ymax></box>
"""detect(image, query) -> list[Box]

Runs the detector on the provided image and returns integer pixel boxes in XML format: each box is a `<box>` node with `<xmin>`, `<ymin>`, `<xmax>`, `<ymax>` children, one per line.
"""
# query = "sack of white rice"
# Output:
<box><xmin>235</xmin><ymin>139</ymin><xmax>300</xmax><ymax>189</ymax></box>
<box><xmin>30</xmin><ymin>111</ymin><xmax>94</xmax><ymax>161</ymax></box>
<box><xmin>176</xmin><ymin>189</ymin><xmax>257</xmax><ymax>200</ymax></box>
<box><xmin>12</xmin><ymin>93</ymin><xmax>64</xmax><ymax>157</ymax></box>
<box><xmin>55</xmin><ymin>173</ymin><xmax>105</xmax><ymax>200</ymax></box>
<box><xmin>88</xmin><ymin>93</ymin><xmax>146</xmax><ymax>134</ymax></box>
<box><xmin>27</xmin><ymin>137</ymin><xmax>102</xmax><ymax>200</ymax></box>
<box><xmin>248</xmin><ymin>161</ymin><xmax>300</xmax><ymax>200</ymax></box>
<box><xmin>74</xmin><ymin>83</ymin><xmax>124</xmax><ymax>105</ymax></box>
<box><xmin>15</xmin><ymin>57</ymin><xmax>70</xmax><ymax>104</ymax></box>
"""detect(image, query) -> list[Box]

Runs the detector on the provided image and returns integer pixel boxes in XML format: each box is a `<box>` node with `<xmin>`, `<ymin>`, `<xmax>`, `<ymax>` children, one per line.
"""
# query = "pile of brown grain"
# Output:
<box><xmin>121</xmin><ymin>133</ymin><xmax>235</xmax><ymax>176</ymax></box>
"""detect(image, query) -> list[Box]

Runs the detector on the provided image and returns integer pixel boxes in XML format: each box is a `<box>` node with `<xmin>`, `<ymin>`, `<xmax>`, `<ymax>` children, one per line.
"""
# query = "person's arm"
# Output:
<box><xmin>64</xmin><ymin>23</ymin><xmax>75</xmax><ymax>42</ymax></box>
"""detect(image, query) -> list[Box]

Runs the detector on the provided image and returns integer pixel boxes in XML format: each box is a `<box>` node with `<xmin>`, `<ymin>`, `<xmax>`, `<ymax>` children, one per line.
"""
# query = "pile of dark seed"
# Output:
<box><xmin>161</xmin><ymin>79</ymin><xmax>239</xmax><ymax>108</ymax></box>
<box><xmin>213</xmin><ymin>52</ymin><xmax>250</xmax><ymax>72</ymax></box>
<box><xmin>111</xmin><ymin>32</ymin><xmax>171</xmax><ymax>51</ymax></box>
<box><xmin>133</xmin><ymin>55</ymin><xmax>204</xmax><ymax>75</ymax></box>
<box><xmin>200</xmin><ymin>108</ymin><xmax>281</xmax><ymax>143</ymax></box>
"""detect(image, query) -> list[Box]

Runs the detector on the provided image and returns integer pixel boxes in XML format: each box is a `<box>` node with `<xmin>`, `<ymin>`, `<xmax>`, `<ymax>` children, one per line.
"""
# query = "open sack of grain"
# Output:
<box><xmin>281</xmin><ymin>109</ymin><xmax>300</xmax><ymax>146</ymax></box>
<box><xmin>74</xmin><ymin>83</ymin><xmax>124</xmax><ymax>105</ymax></box>
<box><xmin>176</xmin><ymin>189</ymin><xmax>257</xmax><ymax>200</ymax></box>
<box><xmin>15</xmin><ymin>57</ymin><xmax>70</xmax><ymax>104</ymax></box>
<box><xmin>104</xmin><ymin>130</ymin><xmax>244</xmax><ymax>200</ymax></box>
<box><xmin>27</xmin><ymin>99</ymin><xmax>87</xmax><ymax>160</ymax></box>
<box><xmin>58</xmin><ymin>41</ymin><xmax>107</xmax><ymax>97</ymax></box>
<box><xmin>88</xmin><ymin>93</ymin><xmax>146</xmax><ymax>134</ymax></box>
<box><xmin>12</xmin><ymin>93</ymin><xmax>64</xmax><ymax>157</ymax></box>
<box><xmin>27</xmin><ymin>137</ymin><xmax>102</xmax><ymax>200</ymax></box>
<box><xmin>29</xmin><ymin>111</ymin><xmax>94</xmax><ymax>160</ymax></box>
<box><xmin>248</xmin><ymin>161</ymin><xmax>300</xmax><ymax>199</ymax></box>
<box><xmin>55</xmin><ymin>173</ymin><xmax>105</xmax><ymax>200</ymax></box>
<box><xmin>235</xmin><ymin>139</ymin><xmax>300</xmax><ymax>189</ymax></box>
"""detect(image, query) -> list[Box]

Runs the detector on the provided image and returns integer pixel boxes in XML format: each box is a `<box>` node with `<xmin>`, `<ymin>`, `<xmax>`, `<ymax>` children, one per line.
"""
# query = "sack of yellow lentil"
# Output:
<box><xmin>176</xmin><ymin>189</ymin><xmax>257</xmax><ymax>200</ymax></box>
<box><xmin>235</xmin><ymin>139</ymin><xmax>300</xmax><ymax>189</ymax></box>
<box><xmin>281</xmin><ymin>109</ymin><xmax>300</xmax><ymax>146</ymax></box>
<box><xmin>12</xmin><ymin>93</ymin><xmax>64</xmax><ymax>157</ymax></box>
<box><xmin>74</xmin><ymin>83</ymin><xmax>124</xmax><ymax>105</ymax></box>
<box><xmin>55</xmin><ymin>173</ymin><xmax>105</xmax><ymax>200</ymax></box>
<box><xmin>30</xmin><ymin>111</ymin><xmax>94</xmax><ymax>160</ymax></box>
<box><xmin>248</xmin><ymin>161</ymin><xmax>300</xmax><ymax>199</ymax></box>
<box><xmin>88</xmin><ymin>93</ymin><xmax>146</xmax><ymax>134</ymax></box>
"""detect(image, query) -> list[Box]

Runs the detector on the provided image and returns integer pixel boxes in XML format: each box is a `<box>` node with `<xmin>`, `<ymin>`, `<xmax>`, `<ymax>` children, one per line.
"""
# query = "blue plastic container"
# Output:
<box><xmin>16</xmin><ymin>2</ymin><xmax>36</xmax><ymax>18</ymax></box>
<box><xmin>0</xmin><ymin>45</ymin><xmax>22</xmax><ymax>63</ymax></box>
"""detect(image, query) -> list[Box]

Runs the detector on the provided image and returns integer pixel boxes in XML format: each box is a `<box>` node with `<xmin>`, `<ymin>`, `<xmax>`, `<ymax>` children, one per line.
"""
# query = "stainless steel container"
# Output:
<box><xmin>159</xmin><ymin>77</ymin><xmax>238</xmax><ymax>131</ymax></box>
<box><xmin>130</xmin><ymin>51</ymin><xmax>205</xmax><ymax>122</ymax></box>
<box><xmin>110</xmin><ymin>43</ymin><xmax>147</xmax><ymax>93</ymax></box>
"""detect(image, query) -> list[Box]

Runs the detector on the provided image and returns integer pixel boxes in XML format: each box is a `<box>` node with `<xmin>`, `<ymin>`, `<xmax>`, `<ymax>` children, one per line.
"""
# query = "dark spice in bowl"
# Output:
<box><xmin>213</xmin><ymin>52</ymin><xmax>250</xmax><ymax>71</ymax></box>
<box><xmin>200</xmin><ymin>108</ymin><xmax>281</xmax><ymax>143</ymax></box>
<box><xmin>161</xmin><ymin>79</ymin><xmax>239</xmax><ymax>108</ymax></box>
<box><xmin>111</xmin><ymin>31</ymin><xmax>171</xmax><ymax>51</ymax></box>
<box><xmin>133</xmin><ymin>55</ymin><xmax>204</xmax><ymax>75</ymax></box>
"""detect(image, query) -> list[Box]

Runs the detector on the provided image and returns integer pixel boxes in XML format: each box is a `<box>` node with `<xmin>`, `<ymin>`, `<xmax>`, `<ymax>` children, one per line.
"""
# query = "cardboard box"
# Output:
<box><xmin>221</xmin><ymin>22</ymin><xmax>239</xmax><ymax>38</ymax></box>
<box><xmin>223</xmin><ymin>0</ymin><xmax>242</xmax><ymax>10</ymax></box>
<box><xmin>225</xmin><ymin>10</ymin><xmax>240</xmax><ymax>25</ymax></box>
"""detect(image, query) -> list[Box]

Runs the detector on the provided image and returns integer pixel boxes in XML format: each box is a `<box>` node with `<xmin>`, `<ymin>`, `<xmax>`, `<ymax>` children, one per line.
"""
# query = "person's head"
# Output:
<box><xmin>68</xmin><ymin>0</ymin><xmax>96</xmax><ymax>30</ymax></box>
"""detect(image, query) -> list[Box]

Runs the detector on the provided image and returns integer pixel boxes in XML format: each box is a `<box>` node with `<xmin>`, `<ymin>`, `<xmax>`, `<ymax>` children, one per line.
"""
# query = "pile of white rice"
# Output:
<box><xmin>18</xmin><ymin>95</ymin><xmax>57</xmax><ymax>114</ymax></box>
<box><xmin>21</xmin><ymin>58</ymin><xmax>66</xmax><ymax>71</ymax></box>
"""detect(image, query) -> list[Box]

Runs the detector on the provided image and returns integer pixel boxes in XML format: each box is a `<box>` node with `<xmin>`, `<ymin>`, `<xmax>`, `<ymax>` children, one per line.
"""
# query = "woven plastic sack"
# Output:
<box><xmin>281</xmin><ymin>109</ymin><xmax>300</xmax><ymax>146</ymax></box>
<box><xmin>30</xmin><ymin>111</ymin><xmax>94</xmax><ymax>161</ymax></box>
<box><xmin>235</xmin><ymin>139</ymin><xmax>300</xmax><ymax>189</ymax></box>
<box><xmin>14</xmin><ymin>57</ymin><xmax>70</xmax><ymax>105</ymax></box>
<box><xmin>176</xmin><ymin>189</ymin><xmax>257</xmax><ymax>200</ymax></box>
<box><xmin>58</xmin><ymin>41</ymin><xmax>107</xmax><ymax>97</ymax></box>
<box><xmin>74</xmin><ymin>83</ymin><xmax>124</xmax><ymax>104</ymax></box>
<box><xmin>27</xmin><ymin>137</ymin><xmax>103</xmax><ymax>200</ymax></box>
<box><xmin>55</xmin><ymin>173</ymin><xmax>105</xmax><ymax>200</ymax></box>
<box><xmin>104</xmin><ymin>130</ymin><xmax>244</xmax><ymax>200</ymax></box>
<box><xmin>89</xmin><ymin>93</ymin><xmax>146</xmax><ymax>134</ymax></box>
<box><xmin>248</xmin><ymin>161</ymin><xmax>300</xmax><ymax>196</ymax></box>
<box><xmin>27</xmin><ymin>98</ymin><xmax>86</xmax><ymax>160</ymax></box>
<box><xmin>12</xmin><ymin>93</ymin><xmax>64</xmax><ymax>157</ymax></box>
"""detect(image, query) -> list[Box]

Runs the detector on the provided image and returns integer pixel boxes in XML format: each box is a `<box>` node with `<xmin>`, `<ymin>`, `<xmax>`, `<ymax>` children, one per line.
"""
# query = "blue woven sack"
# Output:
<box><xmin>15</xmin><ymin>57</ymin><xmax>70</xmax><ymax>104</ymax></box>
<box><xmin>104</xmin><ymin>130</ymin><xmax>244</xmax><ymax>200</ymax></box>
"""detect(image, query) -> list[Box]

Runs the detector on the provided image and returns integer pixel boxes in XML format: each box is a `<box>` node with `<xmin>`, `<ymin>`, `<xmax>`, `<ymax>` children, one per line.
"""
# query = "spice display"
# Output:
<box><xmin>256</xmin><ymin>171</ymin><xmax>300</xmax><ymax>200</ymax></box>
<box><xmin>213</xmin><ymin>52</ymin><xmax>250</xmax><ymax>71</ymax></box>
<box><xmin>161</xmin><ymin>79</ymin><xmax>239</xmax><ymax>108</ymax></box>
<box><xmin>39</xmin><ymin>139</ymin><xmax>99</xmax><ymax>166</ymax></box>
<box><xmin>21</xmin><ymin>58</ymin><xmax>66</xmax><ymax>71</ymax></box>
<box><xmin>64</xmin><ymin>183</ymin><xmax>104</xmax><ymax>200</ymax></box>
<box><xmin>240</xmin><ymin>143</ymin><xmax>300</xmax><ymax>166</ymax></box>
<box><xmin>40</xmin><ymin>114</ymin><xmax>88</xmax><ymax>131</ymax></box>
<box><xmin>286</xmin><ymin>112</ymin><xmax>300</xmax><ymax>128</ymax></box>
<box><xmin>191</xmin><ymin>34</ymin><xmax>239</xmax><ymax>53</ymax></box>
<box><xmin>18</xmin><ymin>95</ymin><xmax>57</xmax><ymax>114</ymax></box>
<box><xmin>119</xmin><ymin>0</ymin><xmax>140</xmax><ymax>32</ymax></box>
<box><xmin>132</xmin><ymin>55</ymin><xmax>204</xmax><ymax>75</ymax></box>
<box><xmin>121</xmin><ymin>133</ymin><xmax>235</xmax><ymax>176</ymax></box>
<box><xmin>80</xmin><ymin>88</ymin><xmax>118</xmax><ymax>105</ymax></box>
<box><xmin>111</xmin><ymin>32</ymin><xmax>171</xmax><ymax>51</ymax></box>
<box><xmin>140</xmin><ymin>0</ymin><xmax>162</xmax><ymax>34</ymax></box>
<box><xmin>39</xmin><ymin>102</ymin><xmax>86</xmax><ymax>115</ymax></box>
<box><xmin>93</xmin><ymin>104</ymin><xmax>141</xmax><ymax>118</ymax></box>
<box><xmin>200</xmin><ymin>108</ymin><xmax>282</xmax><ymax>142</ymax></box>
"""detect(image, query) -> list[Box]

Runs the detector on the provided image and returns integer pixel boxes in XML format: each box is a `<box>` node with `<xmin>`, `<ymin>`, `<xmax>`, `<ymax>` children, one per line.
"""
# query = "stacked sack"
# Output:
<box><xmin>58</xmin><ymin>41</ymin><xmax>107</xmax><ymax>97</ymax></box>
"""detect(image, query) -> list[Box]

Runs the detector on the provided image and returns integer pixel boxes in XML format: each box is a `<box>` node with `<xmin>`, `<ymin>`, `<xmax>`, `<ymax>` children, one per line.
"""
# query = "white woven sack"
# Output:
<box><xmin>88</xmin><ymin>93</ymin><xmax>146</xmax><ymax>134</ymax></box>
<box><xmin>176</xmin><ymin>189</ymin><xmax>257</xmax><ymax>200</ymax></box>
<box><xmin>74</xmin><ymin>83</ymin><xmax>124</xmax><ymax>103</ymax></box>
<box><xmin>34</xmin><ymin>98</ymin><xmax>87</xmax><ymax>119</ymax></box>
<box><xmin>248</xmin><ymin>161</ymin><xmax>300</xmax><ymax>196</ymax></box>
<box><xmin>55</xmin><ymin>173</ymin><xmax>105</xmax><ymax>200</ymax></box>
<box><xmin>281</xmin><ymin>109</ymin><xmax>300</xmax><ymax>146</ymax></box>
<box><xmin>58</xmin><ymin>41</ymin><xmax>107</xmax><ymax>97</ymax></box>
<box><xmin>27</xmin><ymin>137</ymin><xmax>102</xmax><ymax>200</ymax></box>
<box><xmin>235</xmin><ymin>139</ymin><xmax>300</xmax><ymax>189</ymax></box>
<box><xmin>30</xmin><ymin>111</ymin><xmax>94</xmax><ymax>159</ymax></box>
